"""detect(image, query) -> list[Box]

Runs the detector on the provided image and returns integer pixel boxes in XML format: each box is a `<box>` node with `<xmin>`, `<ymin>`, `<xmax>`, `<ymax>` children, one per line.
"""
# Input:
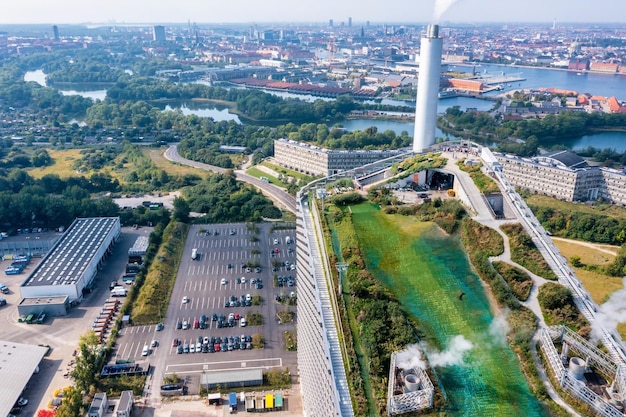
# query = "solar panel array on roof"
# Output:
<box><xmin>24</xmin><ymin>218</ymin><xmax>118</xmax><ymax>288</ymax></box>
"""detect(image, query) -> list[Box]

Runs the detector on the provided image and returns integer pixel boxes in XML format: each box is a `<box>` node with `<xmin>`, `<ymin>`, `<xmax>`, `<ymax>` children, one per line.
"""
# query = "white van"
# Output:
<box><xmin>142</xmin><ymin>345</ymin><xmax>149</xmax><ymax>356</ymax></box>
<box><xmin>191</xmin><ymin>248</ymin><xmax>198</xmax><ymax>260</ymax></box>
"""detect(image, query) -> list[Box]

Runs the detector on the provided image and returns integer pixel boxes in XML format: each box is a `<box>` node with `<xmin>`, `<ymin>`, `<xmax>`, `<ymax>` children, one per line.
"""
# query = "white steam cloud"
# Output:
<box><xmin>396</xmin><ymin>344</ymin><xmax>428</xmax><ymax>370</ymax></box>
<box><xmin>591</xmin><ymin>277</ymin><xmax>626</xmax><ymax>342</ymax></box>
<box><xmin>396</xmin><ymin>335</ymin><xmax>474</xmax><ymax>370</ymax></box>
<box><xmin>428</xmin><ymin>335</ymin><xmax>474</xmax><ymax>367</ymax></box>
<box><xmin>433</xmin><ymin>0</ymin><xmax>463</xmax><ymax>22</ymax></box>
<box><xmin>488</xmin><ymin>312</ymin><xmax>511</xmax><ymax>347</ymax></box>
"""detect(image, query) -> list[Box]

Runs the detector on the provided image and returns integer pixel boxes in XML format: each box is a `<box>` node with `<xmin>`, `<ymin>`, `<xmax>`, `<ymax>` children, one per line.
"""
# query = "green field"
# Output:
<box><xmin>347</xmin><ymin>203</ymin><xmax>547</xmax><ymax>416</ymax></box>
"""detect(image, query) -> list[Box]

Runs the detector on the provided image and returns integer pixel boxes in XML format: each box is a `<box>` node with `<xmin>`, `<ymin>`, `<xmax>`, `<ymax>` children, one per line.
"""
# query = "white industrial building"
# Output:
<box><xmin>116</xmin><ymin>391</ymin><xmax>133</xmax><ymax>417</ymax></box>
<box><xmin>274</xmin><ymin>138</ymin><xmax>405</xmax><ymax>177</ymax></box>
<box><xmin>20</xmin><ymin>217</ymin><xmax>120</xmax><ymax>302</ymax></box>
<box><xmin>0</xmin><ymin>341</ymin><xmax>48</xmax><ymax>417</ymax></box>
<box><xmin>495</xmin><ymin>150</ymin><xmax>626</xmax><ymax>205</ymax></box>
<box><xmin>88</xmin><ymin>392</ymin><xmax>107</xmax><ymax>417</ymax></box>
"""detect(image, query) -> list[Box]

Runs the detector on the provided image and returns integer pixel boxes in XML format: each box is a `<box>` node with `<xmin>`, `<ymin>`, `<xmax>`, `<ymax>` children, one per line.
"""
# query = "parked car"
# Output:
<box><xmin>182</xmin><ymin>296</ymin><xmax>189</xmax><ymax>304</ymax></box>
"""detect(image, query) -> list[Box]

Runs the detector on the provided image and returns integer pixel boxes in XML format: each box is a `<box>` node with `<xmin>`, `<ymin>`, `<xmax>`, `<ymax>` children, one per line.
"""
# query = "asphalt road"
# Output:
<box><xmin>163</xmin><ymin>145</ymin><xmax>297</xmax><ymax>214</ymax></box>
<box><xmin>116</xmin><ymin>222</ymin><xmax>298</xmax><ymax>401</ymax></box>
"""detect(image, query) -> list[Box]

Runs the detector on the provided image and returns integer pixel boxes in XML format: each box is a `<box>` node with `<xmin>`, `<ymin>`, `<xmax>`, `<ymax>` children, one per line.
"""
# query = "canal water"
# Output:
<box><xmin>23</xmin><ymin>69</ymin><xmax>626</xmax><ymax>151</ymax></box>
<box><xmin>346</xmin><ymin>203</ymin><xmax>548</xmax><ymax>417</ymax></box>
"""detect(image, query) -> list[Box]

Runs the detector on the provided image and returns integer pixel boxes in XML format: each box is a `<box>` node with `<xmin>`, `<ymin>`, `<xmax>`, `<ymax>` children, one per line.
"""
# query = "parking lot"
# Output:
<box><xmin>114</xmin><ymin>222</ymin><xmax>298</xmax><ymax>398</ymax></box>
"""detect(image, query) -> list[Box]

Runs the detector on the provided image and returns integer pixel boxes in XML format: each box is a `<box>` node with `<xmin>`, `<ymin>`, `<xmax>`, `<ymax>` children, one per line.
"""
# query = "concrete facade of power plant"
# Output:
<box><xmin>296</xmin><ymin>190</ymin><xmax>354</xmax><ymax>416</ymax></box>
<box><xmin>413</xmin><ymin>24</ymin><xmax>443</xmax><ymax>153</ymax></box>
<box><xmin>494</xmin><ymin>150</ymin><xmax>626</xmax><ymax>205</ymax></box>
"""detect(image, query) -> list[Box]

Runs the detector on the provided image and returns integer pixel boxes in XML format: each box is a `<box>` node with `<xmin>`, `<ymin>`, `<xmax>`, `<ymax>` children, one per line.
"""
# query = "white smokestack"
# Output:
<box><xmin>413</xmin><ymin>24</ymin><xmax>443</xmax><ymax>153</ymax></box>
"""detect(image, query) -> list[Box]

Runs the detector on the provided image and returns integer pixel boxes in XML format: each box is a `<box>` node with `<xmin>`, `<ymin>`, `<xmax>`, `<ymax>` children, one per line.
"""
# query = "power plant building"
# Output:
<box><xmin>413</xmin><ymin>24</ymin><xmax>443</xmax><ymax>153</ymax></box>
<box><xmin>19</xmin><ymin>217</ymin><xmax>120</xmax><ymax>302</ymax></box>
<box><xmin>296</xmin><ymin>194</ymin><xmax>354</xmax><ymax>416</ymax></box>
<box><xmin>495</xmin><ymin>150</ymin><xmax>626</xmax><ymax>205</ymax></box>
<box><xmin>274</xmin><ymin>139</ymin><xmax>405</xmax><ymax>177</ymax></box>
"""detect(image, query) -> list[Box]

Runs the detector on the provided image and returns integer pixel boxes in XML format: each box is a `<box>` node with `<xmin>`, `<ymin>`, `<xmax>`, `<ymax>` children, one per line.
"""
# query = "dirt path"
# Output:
<box><xmin>551</xmin><ymin>236</ymin><xmax>620</xmax><ymax>256</ymax></box>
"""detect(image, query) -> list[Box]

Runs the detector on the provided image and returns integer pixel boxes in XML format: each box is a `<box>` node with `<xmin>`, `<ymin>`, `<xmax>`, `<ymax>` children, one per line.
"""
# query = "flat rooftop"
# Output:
<box><xmin>22</xmin><ymin>217</ymin><xmax>118</xmax><ymax>288</ymax></box>
<box><xmin>0</xmin><ymin>340</ymin><xmax>48</xmax><ymax>417</ymax></box>
<box><xmin>19</xmin><ymin>295</ymin><xmax>69</xmax><ymax>306</ymax></box>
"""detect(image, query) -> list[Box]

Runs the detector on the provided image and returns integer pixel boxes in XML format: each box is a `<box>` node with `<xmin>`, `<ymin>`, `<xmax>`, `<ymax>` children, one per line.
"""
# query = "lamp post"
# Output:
<box><xmin>336</xmin><ymin>262</ymin><xmax>348</xmax><ymax>295</ymax></box>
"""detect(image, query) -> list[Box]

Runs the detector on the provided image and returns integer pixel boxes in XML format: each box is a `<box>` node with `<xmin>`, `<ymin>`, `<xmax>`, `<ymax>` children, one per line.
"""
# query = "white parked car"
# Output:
<box><xmin>240</xmin><ymin>277</ymin><xmax>246</xmax><ymax>284</ymax></box>
<box><xmin>141</xmin><ymin>345</ymin><xmax>149</xmax><ymax>356</ymax></box>
<box><xmin>182</xmin><ymin>296</ymin><xmax>189</xmax><ymax>303</ymax></box>
<box><xmin>240</xmin><ymin>317</ymin><xmax>247</xmax><ymax>327</ymax></box>
<box><xmin>221</xmin><ymin>278</ymin><xmax>227</xmax><ymax>285</ymax></box>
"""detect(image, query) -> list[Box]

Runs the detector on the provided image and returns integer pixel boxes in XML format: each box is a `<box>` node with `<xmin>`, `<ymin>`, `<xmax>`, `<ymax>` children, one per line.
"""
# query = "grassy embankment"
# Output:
<box><xmin>456</xmin><ymin>159</ymin><xmax>501</xmax><ymax>193</ymax></box>
<box><xmin>460</xmin><ymin>219</ymin><xmax>555</xmax><ymax>413</ymax></box>
<box><xmin>492</xmin><ymin>261</ymin><xmax>533</xmax><ymax>301</ymax></box>
<box><xmin>130</xmin><ymin>221</ymin><xmax>189</xmax><ymax>324</ymax></box>
<box><xmin>500</xmin><ymin>223</ymin><xmax>558</xmax><ymax>280</ymax></box>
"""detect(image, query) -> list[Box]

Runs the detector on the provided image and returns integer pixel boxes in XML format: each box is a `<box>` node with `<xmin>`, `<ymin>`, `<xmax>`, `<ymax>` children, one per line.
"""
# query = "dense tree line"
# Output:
<box><xmin>0</xmin><ymin>171</ymin><xmax>120</xmax><ymax>231</ymax></box>
<box><xmin>183</xmin><ymin>171</ymin><xmax>282</xmax><ymax>222</ymax></box>
<box><xmin>531</xmin><ymin>205</ymin><xmax>626</xmax><ymax>245</ymax></box>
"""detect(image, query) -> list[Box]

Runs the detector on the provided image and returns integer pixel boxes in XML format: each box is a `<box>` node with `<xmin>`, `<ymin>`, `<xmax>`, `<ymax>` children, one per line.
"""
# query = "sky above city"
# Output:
<box><xmin>1</xmin><ymin>0</ymin><xmax>623</xmax><ymax>25</ymax></box>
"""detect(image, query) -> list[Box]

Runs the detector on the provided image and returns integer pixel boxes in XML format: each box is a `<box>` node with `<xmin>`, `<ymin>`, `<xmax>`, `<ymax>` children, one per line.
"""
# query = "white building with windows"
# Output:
<box><xmin>495</xmin><ymin>150</ymin><xmax>626</xmax><ymax>206</ymax></box>
<box><xmin>274</xmin><ymin>139</ymin><xmax>405</xmax><ymax>177</ymax></box>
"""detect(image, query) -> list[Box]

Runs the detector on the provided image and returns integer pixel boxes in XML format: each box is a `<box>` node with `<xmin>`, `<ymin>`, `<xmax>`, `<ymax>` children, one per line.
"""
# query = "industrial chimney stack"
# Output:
<box><xmin>413</xmin><ymin>24</ymin><xmax>443</xmax><ymax>153</ymax></box>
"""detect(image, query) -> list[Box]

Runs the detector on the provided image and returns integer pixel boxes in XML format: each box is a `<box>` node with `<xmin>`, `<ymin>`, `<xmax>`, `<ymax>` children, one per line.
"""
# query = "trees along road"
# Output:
<box><xmin>164</xmin><ymin>145</ymin><xmax>297</xmax><ymax>214</ymax></box>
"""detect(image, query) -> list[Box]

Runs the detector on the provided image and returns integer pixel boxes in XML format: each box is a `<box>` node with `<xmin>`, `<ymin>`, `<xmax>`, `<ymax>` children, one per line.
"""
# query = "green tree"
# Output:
<box><xmin>55</xmin><ymin>386</ymin><xmax>83</xmax><ymax>417</ymax></box>
<box><xmin>172</xmin><ymin>196</ymin><xmax>190</xmax><ymax>223</ymax></box>
<box><xmin>71</xmin><ymin>331</ymin><xmax>101</xmax><ymax>393</ymax></box>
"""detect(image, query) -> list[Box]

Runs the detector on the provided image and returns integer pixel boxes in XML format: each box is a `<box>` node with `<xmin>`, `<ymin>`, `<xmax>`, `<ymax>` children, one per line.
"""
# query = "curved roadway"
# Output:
<box><xmin>163</xmin><ymin>145</ymin><xmax>297</xmax><ymax>214</ymax></box>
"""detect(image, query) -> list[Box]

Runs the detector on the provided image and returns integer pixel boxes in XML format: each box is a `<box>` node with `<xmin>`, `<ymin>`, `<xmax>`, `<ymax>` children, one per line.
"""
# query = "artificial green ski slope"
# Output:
<box><xmin>349</xmin><ymin>203</ymin><xmax>547</xmax><ymax>417</ymax></box>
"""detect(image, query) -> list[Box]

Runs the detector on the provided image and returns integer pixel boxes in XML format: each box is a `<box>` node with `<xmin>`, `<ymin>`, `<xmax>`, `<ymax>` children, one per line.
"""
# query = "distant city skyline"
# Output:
<box><xmin>2</xmin><ymin>0</ymin><xmax>624</xmax><ymax>25</ymax></box>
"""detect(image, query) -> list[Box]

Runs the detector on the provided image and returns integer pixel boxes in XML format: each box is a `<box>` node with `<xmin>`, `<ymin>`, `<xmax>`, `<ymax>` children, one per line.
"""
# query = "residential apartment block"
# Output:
<box><xmin>274</xmin><ymin>138</ymin><xmax>404</xmax><ymax>177</ymax></box>
<box><xmin>494</xmin><ymin>150</ymin><xmax>626</xmax><ymax>206</ymax></box>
